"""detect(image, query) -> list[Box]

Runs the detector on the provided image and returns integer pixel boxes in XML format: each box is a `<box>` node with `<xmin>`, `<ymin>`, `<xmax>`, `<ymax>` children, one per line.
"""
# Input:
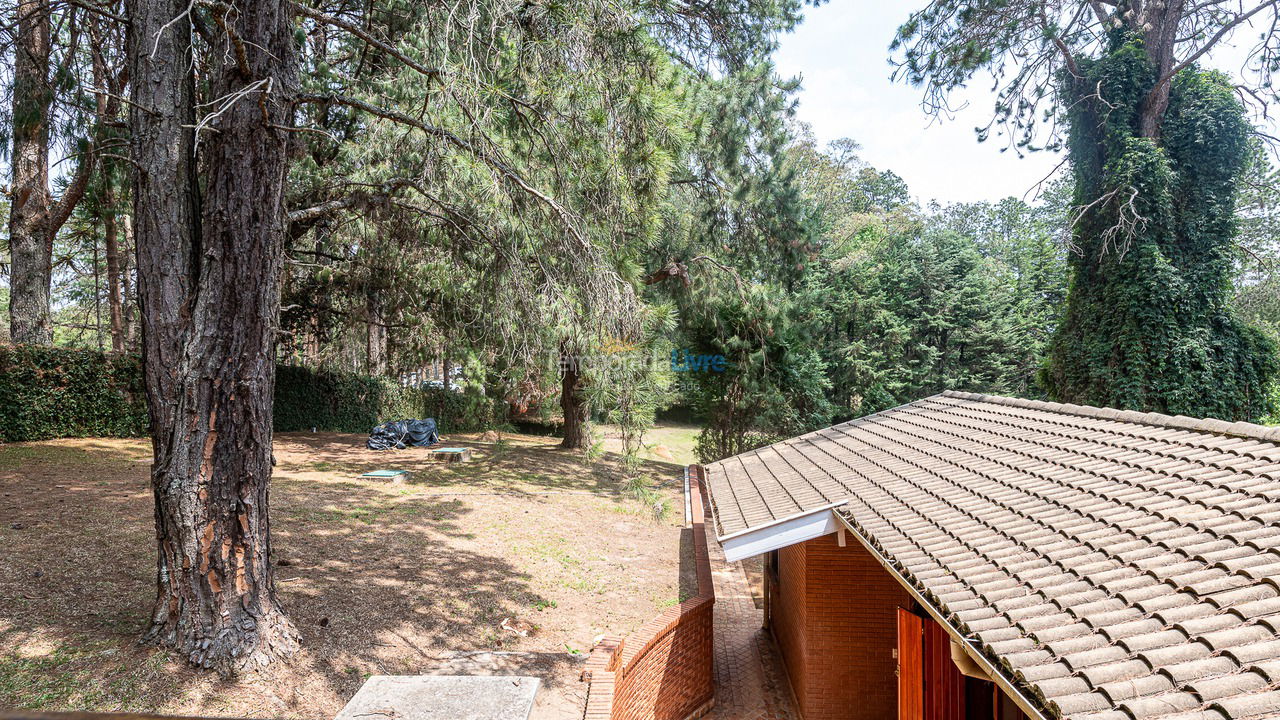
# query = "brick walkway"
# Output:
<box><xmin>707</xmin><ymin>536</ymin><xmax>797</xmax><ymax>720</ymax></box>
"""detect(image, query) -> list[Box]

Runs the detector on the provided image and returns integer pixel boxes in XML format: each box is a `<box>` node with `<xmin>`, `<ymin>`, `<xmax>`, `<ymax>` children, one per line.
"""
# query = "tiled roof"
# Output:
<box><xmin>702</xmin><ymin>391</ymin><xmax>1280</xmax><ymax>720</ymax></box>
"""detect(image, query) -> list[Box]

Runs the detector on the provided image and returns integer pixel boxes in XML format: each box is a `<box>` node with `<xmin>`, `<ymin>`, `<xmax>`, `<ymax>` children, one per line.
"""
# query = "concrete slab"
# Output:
<box><xmin>428</xmin><ymin>447</ymin><xmax>472</xmax><ymax>462</ymax></box>
<box><xmin>360</xmin><ymin>469</ymin><xmax>410</xmax><ymax>483</ymax></box>
<box><xmin>335</xmin><ymin>675</ymin><xmax>541</xmax><ymax>720</ymax></box>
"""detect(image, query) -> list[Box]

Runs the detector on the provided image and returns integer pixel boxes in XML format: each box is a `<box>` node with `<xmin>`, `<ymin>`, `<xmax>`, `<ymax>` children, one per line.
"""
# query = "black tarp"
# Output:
<box><xmin>366</xmin><ymin>418</ymin><xmax>440</xmax><ymax>450</ymax></box>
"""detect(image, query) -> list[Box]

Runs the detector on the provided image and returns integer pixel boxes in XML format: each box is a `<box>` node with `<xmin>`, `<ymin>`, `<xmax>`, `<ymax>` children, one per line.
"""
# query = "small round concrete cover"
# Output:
<box><xmin>335</xmin><ymin>675</ymin><xmax>541</xmax><ymax>720</ymax></box>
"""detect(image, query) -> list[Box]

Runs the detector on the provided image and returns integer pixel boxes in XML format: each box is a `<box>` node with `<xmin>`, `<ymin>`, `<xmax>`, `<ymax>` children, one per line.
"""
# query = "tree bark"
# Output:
<box><xmin>8</xmin><ymin>0</ymin><xmax>53</xmax><ymax>345</ymax></box>
<box><xmin>1137</xmin><ymin>0</ymin><xmax>1188</xmax><ymax>138</ymax></box>
<box><xmin>8</xmin><ymin>0</ymin><xmax>98</xmax><ymax>344</ymax></box>
<box><xmin>559</xmin><ymin>348</ymin><xmax>590</xmax><ymax>450</ymax></box>
<box><xmin>121</xmin><ymin>212</ymin><xmax>137</xmax><ymax>348</ymax></box>
<box><xmin>129</xmin><ymin>0</ymin><xmax>299</xmax><ymax>674</ymax></box>
<box><xmin>366</xmin><ymin>290</ymin><xmax>387</xmax><ymax>375</ymax></box>
<box><xmin>104</xmin><ymin>194</ymin><xmax>126</xmax><ymax>353</ymax></box>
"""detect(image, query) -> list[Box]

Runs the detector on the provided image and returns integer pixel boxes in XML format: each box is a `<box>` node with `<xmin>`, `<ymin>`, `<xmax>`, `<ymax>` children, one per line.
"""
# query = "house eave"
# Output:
<box><xmin>716</xmin><ymin>502</ymin><xmax>846</xmax><ymax>562</ymax></box>
<box><xmin>832</xmin><ymin>512</ymin><xmax>1050</xmax><ymax>720</ymax></box>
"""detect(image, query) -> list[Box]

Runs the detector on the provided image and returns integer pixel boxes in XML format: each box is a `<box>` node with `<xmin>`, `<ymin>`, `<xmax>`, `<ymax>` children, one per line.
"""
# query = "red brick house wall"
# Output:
<box><xmin>772</xmin><ymin>542</ymin><xmax>809</xmax><ymax>706</ymax></box>
<box><xmin>582</xmin><ymin>467</ymin><xmax>715</xmax><ymax>720</ymax></box>
<box><xmin>769</xmin><ymin>533</ymin><xmax>914</xmax><ymax>720</ymax></box>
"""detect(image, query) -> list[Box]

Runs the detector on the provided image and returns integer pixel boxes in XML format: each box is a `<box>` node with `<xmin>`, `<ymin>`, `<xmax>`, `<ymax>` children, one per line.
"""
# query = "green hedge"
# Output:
<box><xmin>0</xmin><ymin>344</ymin><xmax>149</xmax><ymax>441</ymax></box>
<box><xmin>0</xmin><ymin>345</ymin><xmax>504</xmax><ymax>442</ymax></box>
<box><xmin>273</xmin><ymin>365</ymin><xmax>504</xmax><ymax>434</ymax></box>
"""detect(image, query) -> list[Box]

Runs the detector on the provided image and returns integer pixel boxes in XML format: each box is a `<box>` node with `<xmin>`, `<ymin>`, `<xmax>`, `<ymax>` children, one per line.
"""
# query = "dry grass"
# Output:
<box><xmin>0</xmin><ymin>430</ymin><xmax>698</xmax><ymax>719</ymax></box>
<box><xmin>597</xmin><ymin>423</ymin><xmax>701</xmax><ymax>466</ymax></box>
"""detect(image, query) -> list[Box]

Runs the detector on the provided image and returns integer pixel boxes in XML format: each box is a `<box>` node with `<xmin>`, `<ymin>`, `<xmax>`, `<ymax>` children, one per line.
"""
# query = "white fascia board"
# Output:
<box><xmin>718</xmin><ymin>503</ymin><xmax>845</xmax><ymax>562</ymax></box>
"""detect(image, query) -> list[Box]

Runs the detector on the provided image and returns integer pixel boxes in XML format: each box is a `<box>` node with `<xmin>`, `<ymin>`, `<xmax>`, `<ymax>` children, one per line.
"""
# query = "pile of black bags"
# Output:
<box><xmin>366</xmin><ymin>418</ymin><xmax>439</xmax><ymax>450</ymax></box>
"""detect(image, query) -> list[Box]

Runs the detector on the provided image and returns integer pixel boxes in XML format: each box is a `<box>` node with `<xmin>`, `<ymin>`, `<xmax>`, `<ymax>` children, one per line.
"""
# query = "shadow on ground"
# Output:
<box><xmin>0</xmin><ymin>431</ymin><xmax>691</xmax><ymax>719</ymax></box>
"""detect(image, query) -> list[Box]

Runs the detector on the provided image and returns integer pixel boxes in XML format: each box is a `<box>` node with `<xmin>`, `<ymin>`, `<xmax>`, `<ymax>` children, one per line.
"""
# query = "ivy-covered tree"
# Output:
<box><xmin>894</xmin><ymin>1</ymin><xmax>1280</xmax><ymax>421</ymax></box>
<box><xmin>1045</xmin><ymin>54</ymin><xmax>1276</xmax><ymax>418</ymax></box>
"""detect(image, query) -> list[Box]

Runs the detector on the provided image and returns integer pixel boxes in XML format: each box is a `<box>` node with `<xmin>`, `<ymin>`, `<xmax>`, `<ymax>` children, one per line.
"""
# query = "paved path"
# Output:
<box><xmin>707</xmin><ymin>536</ymin><xmax>797</xmax><ymax>720</ymax></box>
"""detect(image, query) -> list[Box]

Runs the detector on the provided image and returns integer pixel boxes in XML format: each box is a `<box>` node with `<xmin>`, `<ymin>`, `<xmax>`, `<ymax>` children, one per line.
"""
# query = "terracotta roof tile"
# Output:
<box><xmin>1118</xmin><ymin>691</ymin><xmax>1201</xmax><ymax>718</ymax></box>
<box><xmin>703</xmin><ymin>391</ymin><xmax>1280</xmax><ymax>719</ymax></box>
<box><xmin>1210</xmin><ymin>691</ymin><xmax>1280</xmax><ymax>719</ymax></box>
<box><xmin>1096</xmin><ymin>673</ymin><xmax>1176</xmax><ymax>702</ymax></box>
<box><xmin>1077</xmin><ymin>659</ymin><xmax>1150</xmax><ymax>686</ymax></box>
<box><xmin>1186</xmin><ymin>672</ymin><xmax>1268</xmax><ymax>701</ymax></box>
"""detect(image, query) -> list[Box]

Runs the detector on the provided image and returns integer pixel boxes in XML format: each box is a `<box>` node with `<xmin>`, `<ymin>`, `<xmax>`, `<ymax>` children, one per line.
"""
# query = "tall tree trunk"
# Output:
<box><xmin>1137</xmin><ymin>0</ymin><xmax>1187</xmax><ymax>139</ymax></box>
<box><xmin>559</xmin><ymin>348</ymin><xmax>590</xmax><ymax>450</ymax></box>
<box><xmin>103</xmin><ymin>203</ymin><xmax>126</xmax><ymax>353</ymax></box>
<box><xmin>92</xmin><ymin>228</ymin><xmax>103</xmax><ymax>349</ymax></box>
<box><xmin>121</xmin><ymin>212</ymin><xmax>137</xmax><ymax>349</ymax></box>
<box><xmin>9</xmin><ymin>0</ymin><xmax>53</xmax><ymax>345</ymax></box>
<box><xmin>129</xmin><ymin>0</ymin><xmax>299</xmax><ymax>674</ymax></box>
<box><xmin>92</xmin><ymin>26</ymin><xmax>127</xmax><ymax>355</ymax></box>
<box><xmin>8</xmin><ymin>0</ymin><xmax>96</xmax><ymax>344</ymax></box>
<box><xmin>366</xmin><ymin>290</ymin><xmax>387</xmax><ymax>375</ymax></box>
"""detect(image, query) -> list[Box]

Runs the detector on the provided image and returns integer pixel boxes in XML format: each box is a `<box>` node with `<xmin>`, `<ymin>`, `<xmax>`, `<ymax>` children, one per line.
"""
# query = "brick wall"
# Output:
<box><xmin>772</xmin><ymin>542</ymin><xmax>808</xmax><ymax>707</ymax></box>
<box><xmin>769</xmin><ymin>533</ymin><xmax>913</xmax><ymax>720</ymax></box>
<box><xmin>581</xmin><ymin>466</ymin><xmax>715</xmax><ymax>720</ymax></box>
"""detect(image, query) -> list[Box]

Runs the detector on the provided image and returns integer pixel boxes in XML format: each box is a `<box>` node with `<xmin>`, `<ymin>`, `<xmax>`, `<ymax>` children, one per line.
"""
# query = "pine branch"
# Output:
<box><xmin>292</xmin><ymin>3</ymin><xmax>441</xmax><ymax>83</ymax></box>
<box><xmin>295</xmin><ymin>91</ymin><xmax>589</xmax><ymax>251</ymax></box>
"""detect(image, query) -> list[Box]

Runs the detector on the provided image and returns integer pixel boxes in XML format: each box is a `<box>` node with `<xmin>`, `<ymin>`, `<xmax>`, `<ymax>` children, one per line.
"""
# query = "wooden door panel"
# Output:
<box><xmin>923</xmin><ymin>616</ymin><xmax>964</xmax><ymax>720</ymax></box>
<box><xmin>898</xmin><ymin>608</ymin><xmax>923</xmax><ymax>720</ymax></box>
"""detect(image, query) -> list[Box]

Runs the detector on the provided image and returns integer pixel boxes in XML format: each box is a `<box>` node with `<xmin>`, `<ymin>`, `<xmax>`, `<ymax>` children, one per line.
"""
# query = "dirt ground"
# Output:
<box><xmin>0</xmin><ymin>430</ymin><xmax>697</xmax><ymax>719</ymax></box>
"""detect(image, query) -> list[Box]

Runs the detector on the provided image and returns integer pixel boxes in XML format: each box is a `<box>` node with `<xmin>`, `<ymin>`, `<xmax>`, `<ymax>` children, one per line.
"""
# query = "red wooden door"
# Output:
<box><xmin>898</xmin><ymin>608</ymin><xmax>923</xmax><ymax>720</ymax></box>
<box><xmin>923</xmin><ymin>615</ymin><xmax>965</xmax><ymax>720</ymax></box>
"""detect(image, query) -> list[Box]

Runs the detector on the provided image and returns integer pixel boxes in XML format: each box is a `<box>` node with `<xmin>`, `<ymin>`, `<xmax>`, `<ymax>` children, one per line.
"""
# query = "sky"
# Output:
<box><xmin>774</xmin><ymin>2</ymin><xmax>1277</xmax><ymax>207</ymax></box>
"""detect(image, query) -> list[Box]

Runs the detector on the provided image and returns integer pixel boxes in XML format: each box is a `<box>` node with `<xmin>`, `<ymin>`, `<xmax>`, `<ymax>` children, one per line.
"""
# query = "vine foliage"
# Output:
<box><xmin>1042</xmin><ymin>34</ymin><xmax>1278</xmax><ymax>421</ymax></box>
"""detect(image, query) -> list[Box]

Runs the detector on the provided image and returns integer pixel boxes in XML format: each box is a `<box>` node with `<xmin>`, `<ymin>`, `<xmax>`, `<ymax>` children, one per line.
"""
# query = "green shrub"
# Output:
<box><xmin>274</xmin><ymin>364</ymin><xmax>504</xmax><ymax>434</ymax></box>
<box><xmin>273</xmin><ymin>365</ymin><xmax>408</xmax><ymax>433</ymax></box>
<box><xmin>0</xmin><ymin>345</ymin><xmax>506</xmax><ymax>441</ymax></box>
<box><xmin>0</xmin><ymin>344</ymin><xmax>149</xmax><ymax>442</ymax></box>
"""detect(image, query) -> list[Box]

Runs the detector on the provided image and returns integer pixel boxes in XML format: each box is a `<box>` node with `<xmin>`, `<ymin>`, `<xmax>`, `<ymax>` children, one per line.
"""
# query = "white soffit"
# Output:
<box><xmin>717</xmin><ymin>502</ymin><xmax>845</xmax><ymax>562</ymax></box>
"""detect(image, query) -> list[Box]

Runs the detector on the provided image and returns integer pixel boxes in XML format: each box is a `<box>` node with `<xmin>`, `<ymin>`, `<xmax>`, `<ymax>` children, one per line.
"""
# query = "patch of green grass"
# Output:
<box><xmin>646</xmin><ymin>425</ymin><xmax>700</xmax><ymax>465</ymax></box>
<box><xmin>562</xmin><ymin>576</ymin><xmax>607</xmax><ymax>594</ymax></box>
<box><xmin>0</xmin><ymin>445</ymin><xmax>123</xmax><ymax>471</ymax></box>
<box><xmin>653</xmin><ymin>589</ymin><xmax>695</xmax><ymax>609</ymax></box>
<box><xmin>0</xmin><ymin>446</ymin><xmax>45</xmax><ymax>469</ymax></box>
<box><xmin>0</xmin><ymin>643</ymin><xmax>173</xmax><ymax>711</ymax></box>
<box><xmin>0</xmin><ymin>443</ymin><xmax>151</xmax><ymax>472</ymax></box>
<box><xmin>525</xmin><ymin>539</ymin><xmax>582</xmax><ymax>569</ymax></box>
<box><xmin>0</xmin><ymin>648</ymin><xmax>88</xmax><ymax>707</ymax></box>
<box><xmin>276</xmin><ymin>459</ymin><xmax>375</xmax><ymax>476</ymax></box>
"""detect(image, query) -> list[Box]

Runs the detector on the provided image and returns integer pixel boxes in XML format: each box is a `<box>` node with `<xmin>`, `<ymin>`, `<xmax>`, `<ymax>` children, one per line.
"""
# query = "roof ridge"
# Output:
<box><xmin>939</xmin><ymin>390</ymin><xmax>1280</xmax><ymax>444</ymax></box>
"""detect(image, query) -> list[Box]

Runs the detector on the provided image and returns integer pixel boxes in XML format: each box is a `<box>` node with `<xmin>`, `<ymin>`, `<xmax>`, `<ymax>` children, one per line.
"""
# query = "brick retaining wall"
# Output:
<box><xmin>580</xmin><ymin>466</ymin><xmax>715</xmax><ymax>720</ymax></box>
